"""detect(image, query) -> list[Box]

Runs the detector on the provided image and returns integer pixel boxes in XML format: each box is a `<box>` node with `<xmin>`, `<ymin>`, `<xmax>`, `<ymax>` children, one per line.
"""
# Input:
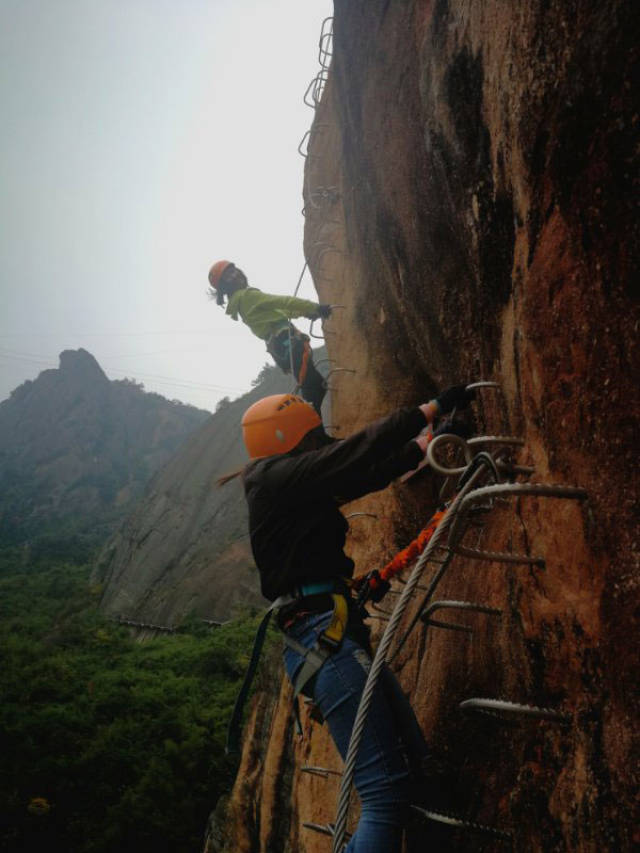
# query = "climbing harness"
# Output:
<box><xmin>225</xmin><ymin>584</ymin><xmax>350</xmax><ymax>754</ymax></box>
<box><xmin>282</xmin><ymin>592</ymin><xmax>349</xmax><ymax>698</ymax></box>
<box><xmin>266</xmin><ymin>324</ymin><xmax>312</xmax><ymax>379</ymax></box>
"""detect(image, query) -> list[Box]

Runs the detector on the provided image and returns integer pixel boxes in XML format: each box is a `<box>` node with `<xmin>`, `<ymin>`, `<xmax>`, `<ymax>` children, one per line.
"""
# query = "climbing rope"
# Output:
<box><xmin>331</xmin><ymin>457</ymin><xmax>494</xmax><ymax>852</ymax></box>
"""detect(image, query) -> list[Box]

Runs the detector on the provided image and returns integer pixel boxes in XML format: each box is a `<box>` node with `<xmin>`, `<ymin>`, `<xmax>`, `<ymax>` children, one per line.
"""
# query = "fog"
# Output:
<box><xmin>0</xmin><ymin>0</ymin><xmax>333</xmax><ymax>411</ymax></box>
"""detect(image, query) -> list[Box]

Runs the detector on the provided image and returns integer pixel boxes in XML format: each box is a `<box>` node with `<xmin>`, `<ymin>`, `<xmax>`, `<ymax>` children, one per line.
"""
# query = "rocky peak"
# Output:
<box><xmin>58</xmin><ymin>348</ymin><xmax>109</xmax><ymax>386</ymax></box>
<box><xmin>0</xmin><ymin>349</ymin><xmax>210</xmax><ymax>559</ymax></box>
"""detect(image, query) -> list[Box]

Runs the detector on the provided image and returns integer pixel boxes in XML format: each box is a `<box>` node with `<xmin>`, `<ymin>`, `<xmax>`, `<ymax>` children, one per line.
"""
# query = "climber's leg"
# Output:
<box><xmin>290</xmin><ymin>335</ymin><xmax>327</xmax><ymax>415</ymax></box>
<box><xmin>379</xmin><ymin>665</ymin><xmax>431</xmax><ymax>780</ymax></box>
<box><xmin>284</xmin><ymin>615</ymin><xmax>411</xmax><ymax>853</ymax></box>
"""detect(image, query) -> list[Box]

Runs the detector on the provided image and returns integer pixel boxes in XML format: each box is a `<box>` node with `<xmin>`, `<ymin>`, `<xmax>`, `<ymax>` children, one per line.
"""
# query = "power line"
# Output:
<box><xmin>0</xmin><ymin>349</ymin><xmax>247</xmax><ymax>395</ymax></box>
<box><xmin>0</xmin><ymin>329</ymin><xmax>216</xmax><ymax>338</ymax></box>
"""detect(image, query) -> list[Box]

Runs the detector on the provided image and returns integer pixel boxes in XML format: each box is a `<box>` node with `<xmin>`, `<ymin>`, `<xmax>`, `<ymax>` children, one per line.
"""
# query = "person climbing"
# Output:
<box><xmin>207</xmin><ymin>260</ymin><xmax>331</xmax><ymax>414</ymax></box>
<box><xmin>236</xmin><ymin>383</ymin><xmax>475</xmax><ymax>852</ymax></box>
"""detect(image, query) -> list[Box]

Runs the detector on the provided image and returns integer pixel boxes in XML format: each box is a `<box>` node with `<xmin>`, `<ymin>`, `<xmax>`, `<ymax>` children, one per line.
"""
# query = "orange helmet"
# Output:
<box><xmin>208</xmin><ymin>260</ymin><xmax>232</xmax><ymax>289</ymax></box>
<box><xmin>241</xmin><ymin>394</ymin><xmax>322</xmax><ymax>458</ymax></box>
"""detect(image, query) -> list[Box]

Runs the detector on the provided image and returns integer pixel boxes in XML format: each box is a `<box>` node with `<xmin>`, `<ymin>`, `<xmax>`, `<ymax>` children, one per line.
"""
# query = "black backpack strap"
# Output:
<box><xmin>225</xmin><ymin>608</ymin><xmax>273</xmax><ymax>754</ymax></box>
<box><xmin>225</xmin><ymin>596</ymin><xmax>293</xmax><ymax>755</ymax></box>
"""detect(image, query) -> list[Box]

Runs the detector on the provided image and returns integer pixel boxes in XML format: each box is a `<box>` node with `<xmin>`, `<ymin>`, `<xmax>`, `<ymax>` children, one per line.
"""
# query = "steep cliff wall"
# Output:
<box><xmin>218</xmin><ymin>2</ymin><xmax>637</xmax><ymax>851</ymax></box>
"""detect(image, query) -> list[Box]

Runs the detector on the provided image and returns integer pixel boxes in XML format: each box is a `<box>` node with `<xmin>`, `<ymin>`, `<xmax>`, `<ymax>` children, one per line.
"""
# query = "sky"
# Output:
<box><xmin>0</xmin><ymin>0</ymin><xmax>333</xmax><ymax>411</ymax></box>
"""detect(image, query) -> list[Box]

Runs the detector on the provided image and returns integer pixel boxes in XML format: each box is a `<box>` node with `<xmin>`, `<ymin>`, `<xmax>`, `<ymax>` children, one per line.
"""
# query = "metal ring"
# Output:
<box><xmin>426</xmin><ymin>433</ymin><xmax>473</xmax><ymax>476</ymax></box>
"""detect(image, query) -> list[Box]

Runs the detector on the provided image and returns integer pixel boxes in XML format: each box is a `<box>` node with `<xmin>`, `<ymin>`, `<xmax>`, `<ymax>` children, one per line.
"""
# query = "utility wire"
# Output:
<box><xmin>0</xmin><ymin>349</ymin><xmax>246</xmax><ymax>395</ymax></box>
<box><xmin>0</xmin><ymin>329</ymin><xmax>216</xmax><ymax>338</ymax></box>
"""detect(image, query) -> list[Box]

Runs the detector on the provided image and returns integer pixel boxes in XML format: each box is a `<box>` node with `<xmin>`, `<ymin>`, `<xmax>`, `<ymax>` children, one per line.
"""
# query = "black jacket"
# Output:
<box><xmin>243</xmin><ymin>407</ymin><xmax>426</xmax><ymax>600</ymax></box>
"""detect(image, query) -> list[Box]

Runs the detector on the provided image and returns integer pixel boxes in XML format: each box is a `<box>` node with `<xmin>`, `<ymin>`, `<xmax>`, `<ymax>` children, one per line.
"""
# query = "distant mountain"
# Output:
<box><xmin>0</xmin><ymin>349</ymin><xmax>210</xmax><ymax>561</ymax></box>
<box><xmin>92</xmin><ymin>361</ymin><xmax>306</xmax><ymax>625</ymax></box>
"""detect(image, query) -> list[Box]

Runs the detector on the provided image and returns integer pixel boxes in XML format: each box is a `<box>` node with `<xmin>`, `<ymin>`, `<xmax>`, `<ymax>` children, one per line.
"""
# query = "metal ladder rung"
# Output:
<box><xmin>449</xmin><ymin>483</ymin><xmax>588</xmax><ymax>549</ymax></box>
<box><xmin>423</xmin><ymin>618</ymin><xmax>474</xmax><ymax>634</ymax></box>
<box><xmin>301</xmin><ymin>765</ymin><xmax>342</xmax><ymax>779</ymax></box>
<box><xmin>303</xmin><ymin>822</ymin><xmax>351</xmax><ymax>841</ymax></box>
<box><xmin>453</xmin><ymin>544</ymin><xmax>545</xmax><ymax>566</ymax></box>
<box><xmin>420</xmin><ymin>599</ymin><xmax>502</xmax><ymax>624</ymax></box>
<box><xmin>411</xmin><ymin>805</ymin><xmax>513</xmax><ymax>844</ymax></box>
<box><xmin>459</xmin><ymin>698</ymin><xmax>572</xmax><ymax>724</ymax></box>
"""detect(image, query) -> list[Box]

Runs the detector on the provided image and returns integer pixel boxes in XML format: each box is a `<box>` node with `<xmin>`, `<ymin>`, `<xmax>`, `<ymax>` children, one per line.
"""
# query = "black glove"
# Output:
<box><xmin>435</xmin><ymin>384</ymin><xmax>475</xmax><ymax>415</ymax></box>
<box><xmin>355</xmin><ymin>570</ymin><xmax>390</xmax><ymax>606</ymax></box>
<box><xmin>316</xmin><ymin>304</ymin><xmax>332</xmax><ymax>319</ymax></box>
<box><xmin>432</xmin><ymin>418</ymin><xmax>473</xmax><ymax>440</ymax></box>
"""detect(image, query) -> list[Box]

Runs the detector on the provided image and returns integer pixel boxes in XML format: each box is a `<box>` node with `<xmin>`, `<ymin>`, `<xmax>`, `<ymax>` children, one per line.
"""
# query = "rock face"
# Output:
<box><xmin>0</xmin><ymin>349</ymin><xmax>209</xmax><ymax>558</ymax></box>
<box><xmin>94</xmin><ymin>364</ymin><xmax>301</xmax><ymax>625</ymax></box>
<box><xmin>216</xmin><ymin>2</ymin><xmax>638</xmax><ymax>851</ymax></box>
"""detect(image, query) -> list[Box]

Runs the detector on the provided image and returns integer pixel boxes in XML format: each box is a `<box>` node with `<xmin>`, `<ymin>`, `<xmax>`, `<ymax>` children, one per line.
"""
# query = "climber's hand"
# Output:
<box><xmin>359</xmin><ymin>570</ymin><xmax>390</xmax><ymax>603</ymax></box>
<box><xmin>435</xmin><ymin>384</ymin><xmax>476</xmax><ymax>415</ymax></box>
<box><xmin>369</xmin><ymin>575</ymin><xmax>391</xmax><ymax>603</ymax></box>
<box><xmin>316</xmin><ymin>304</ymin><xmax>332</xmax><ymax>319</ymax></box>
<box><xmin>432</xmin><ymin>418</ymin><xmax>473</xmax><ymax>440</ymax></box>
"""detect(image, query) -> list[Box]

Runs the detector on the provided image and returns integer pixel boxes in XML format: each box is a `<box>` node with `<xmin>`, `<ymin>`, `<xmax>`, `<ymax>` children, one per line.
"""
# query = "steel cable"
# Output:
<box><xmin>331</xmin><ymin>462</ymin><xmax>488</xmax><ymax>852</ymax></box>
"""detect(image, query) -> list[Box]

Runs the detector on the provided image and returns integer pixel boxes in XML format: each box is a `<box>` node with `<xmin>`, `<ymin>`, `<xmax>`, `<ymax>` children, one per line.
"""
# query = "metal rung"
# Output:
<box><xmin>454</xmin><ymin>544</ymin><xmax>545</xmax><ymax>566</ymax></box>
<box><xmin>449</xmin><ymin>483</ymin><xmax>588</xmax><ymax>548</ymax></box>
<box><xmin>395</xmin><ymin>578</ymin><xmax>434</xmax><ymax>593</ymax></box>
<box><xmin>428</xmin><ymin>434</ymin><xmax>525</xmax><ymax>478</ymax></box>
<box><xmin>326</xmin><ymin>367</ymin><xmax>356</xmax><ymax>379</ymax></box>
<box><xmin>303</xmin><ymin>822</ymin><xmax>333</xmax><ymax>837</ymax></box>
<box><xmin>387</xmin><ymin>586</ymin><xmax>430</xmax><ymax>595</ymax></box>
<box><xmin>315</xmin><ymin>246</ymin><xmax>344</xmax><ymax>264</ymax></box>
<box><xmin>317</xmin><ymin>17</ymin><xmax>334</xmax><ymax>67</ymax></box>
<box><xmin>467</xmin><ymin>436</ymin><xmax>525</xmax><ymax>448</ymax></box>
<box><xmin>301</xmin><ymin>765</ymin><xmax>342</xmax><ymax>779</ymax></box>
<box><xmin>496</xmin><ymin>460</ymin><xmax>535</xmax><ymax>476</ymax></box>
<box><xmin>460</xmin><ymin>698</ymin><xmax>572</xmax><ymax>724</ymax></box>
<box><xmin>309</xmin><ymin>317</ymin><xmax>332</xmax><ymax>339</ymax></box>
<box><xmin>421</xmin><ymin>599</ymin><xmax>503</xmax><ymax>623</ymax></box>
<box><xmin>424</xmin><ymin>618</ymin><xmax>473</xmax><ymax>633</ymax></box>
<box><xmin>303</xmin><ymin>822</ymin><xmax>351</xmax><ymax>841</ymax></box>
<box><xmin>411</xmin><ymin>805</ymin><xmax>513</xmax><ymax>843</ymax></box>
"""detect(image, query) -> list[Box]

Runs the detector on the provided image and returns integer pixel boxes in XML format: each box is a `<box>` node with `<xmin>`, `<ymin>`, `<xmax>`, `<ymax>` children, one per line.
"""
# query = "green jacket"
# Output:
<box><xmin>225</xmin><ymin>288</ymin><xmax>320</xmax><ymax>341</ymax></box>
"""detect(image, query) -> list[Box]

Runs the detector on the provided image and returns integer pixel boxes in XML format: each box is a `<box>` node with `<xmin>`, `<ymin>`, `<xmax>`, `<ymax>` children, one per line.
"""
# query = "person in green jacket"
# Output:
<box><xmin>208</xmin><ymin>260</ymin><xmax>332</xmax><ymax>414</ymax></box>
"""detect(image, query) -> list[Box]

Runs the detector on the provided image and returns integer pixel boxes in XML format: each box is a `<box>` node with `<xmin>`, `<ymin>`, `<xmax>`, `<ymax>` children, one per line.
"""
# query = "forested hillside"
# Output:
<box><xmin>0</xmin><ymin>555</ymin><xmax>277</xmax><ymax>852</ymax></box>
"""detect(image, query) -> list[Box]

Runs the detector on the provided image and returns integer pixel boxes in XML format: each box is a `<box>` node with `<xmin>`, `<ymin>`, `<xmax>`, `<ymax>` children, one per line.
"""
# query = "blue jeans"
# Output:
<box><xmin>284</xmin><ymin>612</ymin><xmax>429</xmax><ymax>852</ymax></box>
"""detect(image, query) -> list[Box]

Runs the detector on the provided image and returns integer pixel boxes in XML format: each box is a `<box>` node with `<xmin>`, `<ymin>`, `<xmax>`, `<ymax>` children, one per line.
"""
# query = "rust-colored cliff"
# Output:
<box><xmin>214</xmin><ymin>2</ymin><xmax>638</xmax><ymax>851</ymax></box>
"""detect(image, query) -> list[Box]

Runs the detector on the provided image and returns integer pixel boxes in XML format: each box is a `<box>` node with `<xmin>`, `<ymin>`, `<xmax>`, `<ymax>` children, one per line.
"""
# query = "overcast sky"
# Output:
<box><xmin>0</xmin><ymin>0</ymin><xmax>333</xmax><ymax>411</ymax></box>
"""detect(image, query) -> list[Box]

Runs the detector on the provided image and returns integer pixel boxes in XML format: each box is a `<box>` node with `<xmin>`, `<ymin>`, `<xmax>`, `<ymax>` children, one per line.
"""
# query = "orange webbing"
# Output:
<box><xmin>296</xmin><ymin>339</ymin><xmax>312</xmax><ymax>385</ymax></box>
<box><xmin>357</xmin><ymin>509</ymin><xmax>446</xmax><ymax>591</ymax></box>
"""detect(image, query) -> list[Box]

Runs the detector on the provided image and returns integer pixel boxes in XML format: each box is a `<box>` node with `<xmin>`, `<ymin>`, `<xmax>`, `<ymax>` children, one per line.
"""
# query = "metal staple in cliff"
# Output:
<box><xmin>292</xmin><ymin>17</ymin><xmax>354</xmax><ymax>413</ymax></box>
<box><xmin>304</xmin><ymin>382</ymin><xmax>589</xmax><ymax>852</ymax></box>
